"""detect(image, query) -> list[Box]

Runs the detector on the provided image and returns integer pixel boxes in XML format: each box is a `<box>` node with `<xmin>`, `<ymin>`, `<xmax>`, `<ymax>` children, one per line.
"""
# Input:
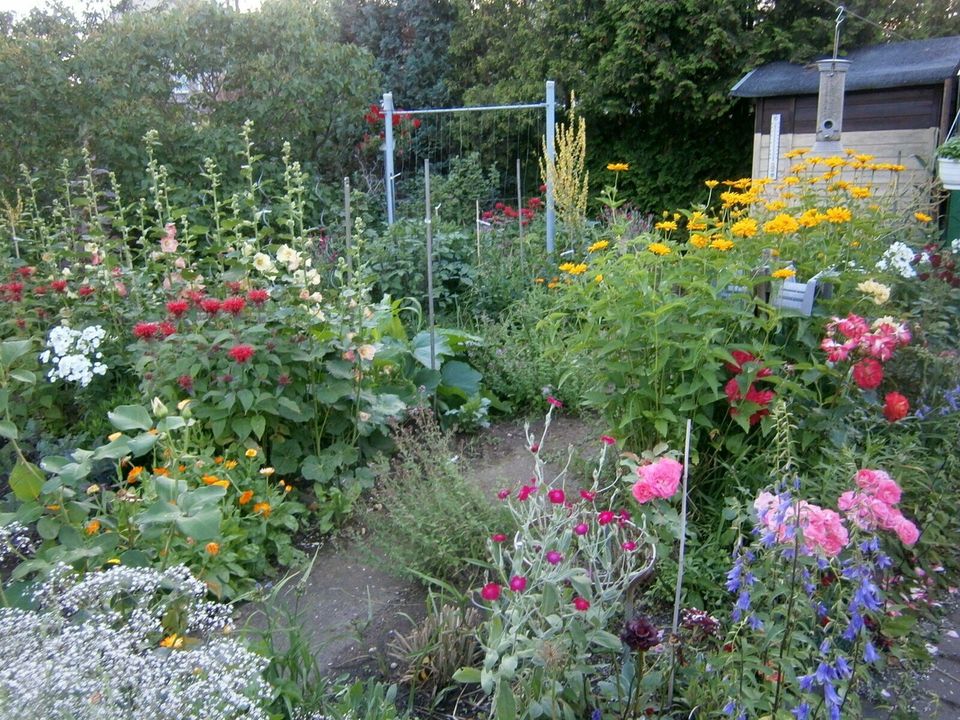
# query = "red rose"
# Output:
<box><xmin>883</xmin><ymin>392</ymin><xmax>909</xmax><ymax>422</ymax></box>
<box><xmin>852</xmin><ymin>358</ymin><xmax>884</xmax><ymax>390</ymax></box>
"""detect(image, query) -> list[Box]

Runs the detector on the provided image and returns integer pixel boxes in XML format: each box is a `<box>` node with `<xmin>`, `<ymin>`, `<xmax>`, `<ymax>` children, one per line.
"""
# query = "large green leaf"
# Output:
<box><xmin>411</xmin><ymin>330</ymin><xmax>452</xmax><ymax>368</ymax></box>
<box><xmin>440</xmin><ymin>360</ymin><xmax>482</xmax><ymax>396</ymax></box>
<box><xmin>9</xmin><ymin>462</ymin><xmax>44</xmax><ymax>501</ymax></box>
<box><xmin>0</xmin><ymin>340</ymin><xmax>32</xmax><ymax>367</ymax></box>
<box><xmin>108</xmin><ymin>405</ymin><xmax>153</xmax><ymax>432</ymax></box>
<box><xmin>176</xmin><ymin>508</ymin><xmax>221</xmax><ymax>541</ymax></box>
<box><xmin>0</xmin><ymin>420</ymin><xmax>18</xmax><ymax>440</ymax></box>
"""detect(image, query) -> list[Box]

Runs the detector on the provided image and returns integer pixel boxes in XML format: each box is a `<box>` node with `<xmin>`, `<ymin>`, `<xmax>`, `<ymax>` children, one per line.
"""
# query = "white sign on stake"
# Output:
<box><xmin>768</xmin><ymin>113</ymin><xmax>782</xmax><ymax>179</ymax></box>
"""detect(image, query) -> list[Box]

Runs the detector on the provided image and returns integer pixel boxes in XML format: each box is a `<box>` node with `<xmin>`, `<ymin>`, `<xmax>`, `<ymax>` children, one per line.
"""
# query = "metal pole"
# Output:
<box><xmin>545</xmin><ymin>80</ymin><xmax>556</xmax><ymax>254</ymax></box>
<box><xmin>343</xmin><ymin>176</ymin><xmax>351</xmax><ymax>283</ymax></box>
<box><xmin>475</xmin><ymin>200</ymin><xmax>481</xmax><ymax>264</ymax></box>
<box><xmin>424</xmin><ymin>159</ymin><xmax>436</xmax><ymax>372</ymax></box>
<box><xmin>516</xmin><ymin>157</ymin><xmax>524</xmax><ymax>244</ymax></box>
<box><xmin>383</xmin><ymin>92</ymin><xmax>395</xmax><ymax>225</ymax></box>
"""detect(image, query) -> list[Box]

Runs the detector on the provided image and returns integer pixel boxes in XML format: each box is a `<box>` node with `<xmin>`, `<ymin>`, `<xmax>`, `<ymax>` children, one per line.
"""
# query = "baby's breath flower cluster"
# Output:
<box><xmin>37</xmin><ymin>324</ymin><xmax>108</xmax><ymax>387</ymax></box>
<box><xmin>0</xmin><ymin>521</ymin><xmax>36</xmax><ymax>563</ymax></box>
<box><xmin>0</xmin><ymin>564</ymin><xmax>271</xmax><ymax>720</ymax></box>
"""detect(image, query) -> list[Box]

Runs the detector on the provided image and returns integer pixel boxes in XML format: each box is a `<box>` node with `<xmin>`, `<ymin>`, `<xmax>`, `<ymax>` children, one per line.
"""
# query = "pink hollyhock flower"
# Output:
<box><xmin>896</xmin><ymin>517</ymin><xmax>920</xmax><ymax>546</ymax></box>
<box><xmin>883</xmin><ymin>392</ymin><xmax>909</xmax><ymax>422</ymax></box>
<box><xmin>852</xmin><ymin>358</ymin><xmax>884</xmax><ymax>390</ymax></box>
<box><xmin>114</xmin><ymin>281</ymin><xmax>128</xmax><ymax>297</ymax></box>
<box><xmin>548</xmin><ymin>488</ymin><xmax>565</xmax><ymax>504</ymax></box>
<box><xmin>160</xmin><ymin>223</ymin><xmax>178</xmax><ymax>253</ymax></box>
<box><xmin>491</xmin><ymin>533</ymin><xmax>507</xmax><ymax>543</ymax></box>
<box><xmin>600</xmin><ymin>435</ymin><xmax>616</xmax><ymax>446</ymax></box>
<box><xmin>133</xmin><ymin>322</ymin><xmax>159</xmax><ymax>340</ymax></box>
<box><xmin>572</xmin><ymin>597</ymin><xmax>590</xmax><ymax>612</ymax></box>
<box><xmin>167</xmin><ymin>300</ymin><xmax>190</xmax><ymax>317</ymax></box>
<box><xmin>481</xmin><ymin>583</ymin><xmax>501</xmax><ymax>601</ymax></box>
<box><xmin>228</xmin><ymin>344</ymin><xmax>255</xmax><ymax>363</ymax></box>
<box><xmin>545</xmin><ymin>550</ymin><xmax>563</xmax><ymax>565</ymax></box>
<box><xmin>574</xmin><ymin>523</ymin><xmax>589</xmax><ymax>535</ymax></box>
<box><xmin>222</xmin><ymin>296</ymin><xmax>246</xmax><ymax>315</ymax></box>
<box><xmin>579</xmin><ymin>489</ymin><xmax>596</xmax><ymax>501</ymax></box>
<box><xmin>636</xmin><ymin>457</ymin><xmax>683</xmax><ymax>500</ymax></box>
<box><xmin>547</xmin><ymin>396</ymin><xmax>563</xmax><ymax>408</ymax></box>
<box><xmin>509</xmin><ymin>576</ymin><xmax>527</xmax><ymax>592</ymax></box>
<box><xmin>247</xmin><ymin>288</ymin><xmax>270</xmax><ymax>305</ymax></box>
<box><xmin>598</xmin><ymin>510</ymin><xmax>616</xmax><ymax>525</ymax></box>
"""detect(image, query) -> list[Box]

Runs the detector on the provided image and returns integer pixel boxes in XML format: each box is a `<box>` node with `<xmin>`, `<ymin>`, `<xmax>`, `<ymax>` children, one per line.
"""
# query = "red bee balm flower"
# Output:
<box><xmin>573</xmin><ymin>597</ymin><xmax>590</xmax><ymax>612</ymax></box>
<box><xmin>158</xmin><ymin>321</ymin><xmax>176</xmax><ymax>337</ymax></box>
<box><xmin>200</xmin><ymin>298</ymin><xmax>222</xmax><ymax>315</ymax></box>
<box><xmin>133</xmin><ymin>322</ymin><xmax>159</xmax><ymax>340</ymax></box>
<box><xmin>852</xmin><ymin>358</ymin><xmax>884</xmax><ymax>390</ymax></box>
<box><xmin>50</xmin><ymin>279</ymin><xmax>67</xmax><ymax>293</ymax></box>
<box><xmin>481</xmin><ymin>583</ymin><xmax>501</xmax><ymax>601</ymax></box>
<box><xmin>222</xmin><ymin>296</ymin><xmax>246</xmax><ymax>315</ymax></box>
<box><xmin>228</xmin><ymin>344</ymin><xmax>255</xmax><ymax>363</ymax></box>
<box><xmin>166</xmin><ymin>300</ymin><xmax>190</xmax><ymax>317</ymax></box>
<box><xmin>247</xmin><ymin>289</ymin><xmax>269</xmax><ymax>305</ymax></box>
<box><xmin>883</xmin><ymin>392</ymin><xmax>909</xmax><ymax>422</ymax></box>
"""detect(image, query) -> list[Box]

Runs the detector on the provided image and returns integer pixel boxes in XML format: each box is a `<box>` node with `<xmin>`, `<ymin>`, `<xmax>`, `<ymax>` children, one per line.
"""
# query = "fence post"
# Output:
<box><xmin>545</xmin><ymin>80</ymin><xmax>556</xmax><ymax>254</ymax></box>
<box><xmin>383</xmin><ymin>91</ymin><xmax>395</xmax><ymax>225</ymax></box>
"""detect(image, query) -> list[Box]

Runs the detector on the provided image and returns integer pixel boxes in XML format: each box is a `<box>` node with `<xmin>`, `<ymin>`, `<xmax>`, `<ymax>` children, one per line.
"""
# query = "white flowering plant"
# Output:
<box><xmin>0</xmin><ymin>563</ymin><xmax>273</xmax><ymax>720</ymax></box>
<box><xmin>38</xmin><ymin>323</ymin><xmax>108</xmax><ymax>387</ymax></box>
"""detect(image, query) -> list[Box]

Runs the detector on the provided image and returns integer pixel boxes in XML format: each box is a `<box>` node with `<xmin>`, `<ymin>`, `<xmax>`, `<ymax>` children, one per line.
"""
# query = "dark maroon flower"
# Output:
<box><xmin>621</xmin><ymin>615</ymin><xmax>661</xmax><ymax>652</ymax></box>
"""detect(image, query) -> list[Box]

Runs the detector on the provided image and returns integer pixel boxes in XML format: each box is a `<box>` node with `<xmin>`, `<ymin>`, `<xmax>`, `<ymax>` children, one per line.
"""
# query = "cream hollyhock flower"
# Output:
<box><xmin>276</xmin><ymin>244</ymin><xmax>301</xmax><ymax>272</ymax></box>
<box><xmin>358</xmin><ymin>344</ymin><xmax>376</xmax><ymax>361</ymax></box>
<box><xmin>857</xmin><ymin>279</ymin><xmax>891</xmax><ymax>305</ymax></box>
<box><xmin>252</xmin><ymin>253</ymin><xmax>275</xmax><ymax>274</ymax></box>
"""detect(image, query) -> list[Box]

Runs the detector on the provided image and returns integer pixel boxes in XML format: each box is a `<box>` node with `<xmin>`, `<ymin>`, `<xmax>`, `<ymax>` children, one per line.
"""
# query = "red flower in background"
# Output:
<box><xmin>222</xmin><ymin>296</ymin><xmax>246</xmax><ymax>315</ymax></box>
<box><xmin>481</xmin><ymin>583</ymin><xmax>501</xmax><ymax>601</ymax></box>
<box><xmin>78</xmin><ymin>285</ymin><xmax>95</xmax><ymax>297</ymax></box>
<box><xmin>883</xmin><ymin>392</ymin><xmax>909</xmax><ymax>422</ymax></box>
<box><xmin>178</xmin><ymin>375</ymin><xmax>194</xmax><ymax>391</ymax></box>
<box><xmin>247</xmin><ymin>289</ymin><xmax>269</xmax><ymax>305</ymax></box>
<box><xmin>158</xmin><ymin>321</ymin><xmax>176</xmax><ymax>337</ymax></box>
<box><xmin>50</xmin><ymin>279</ymin><xmax>68</xmax><ymax>293</ymax></box>
<box><xmin>227</xmin><ymin>344</ymin><xmax>254</xmax><ymax>363</ymax></box>
<box><xmin>200</xmin><ymin>298</ymin><xmax>222</xmax><ymax>315</ymax></box>
<box><xmin>852</xmin><ymin>358</ymin><xmax>884</xmax><ymax>390</ymax></box>
<box><xmin>166</xmin><ymin>300</ymin><xmax>190</xmax><ymax>317</ymax></box>
<box><xmin>133</xmin><ymin>322</ymin><xmax>159</xmax><ymax>340</ymax></box>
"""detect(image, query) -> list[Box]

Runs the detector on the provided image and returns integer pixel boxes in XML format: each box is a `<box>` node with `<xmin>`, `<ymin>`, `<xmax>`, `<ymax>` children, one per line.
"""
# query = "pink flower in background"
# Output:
<box><xmin>600</xmin><ymin>435</ymin><xmax>616</xmax><ymax>446</ymax></box>
<box><xmin>133</xmin><ymin>322</ymin><xmax>159</xmax><ymax>340</ymax></box>
<box><xmin>622</xmin><ymin>541</ymin><xmax>637</xmax><ymax>551</ymax></box>
<box><xmin>517</xmin><ymin>484</ymin><xmax>536</xmax><ymax>501</ymax></box>
<box><xmin>833</xmin><ymin>313</ymin><xmax>869</xmax><ymax>342</ymax></box>
<box><xmin>547</xmin><ymin>396</ymin><xmax>563</xmax><ymax>408</ymax></box>
<box><xmin>509</xmin><ymin>576</ymin><xmax>527</xmax><ymax>592</ymax></box>
<box><xmin>896</xmin><ymin>517</ymin><xmax>919</xmax><ymax>545</ymax></box>
<box><xmin>802</xmin><ymin>506</ymin><xmax>849</xmax><ymax>557</ymax></box>
<box><xmin>160</xmin><ymin>223</ymin><xmax>178</xmax><ymax>253</ymax></box>
<box><xmin>852</xmin><ymin>358</ymin><xmax>884</xmax><ymax>390</ymax></box>
<box><xmin>548</xmin><ymin>489</ymin><xmax>565</xmax><ymax>504</ymax></box>
<box><xmin>200</xmin><ymin>298</ymin><xmax>222</xmax><ymax>315</ymax></box>
<box><xmin>574</xmin><ymin>523</ymin><xmax>589</xmax><ymax>535</ymax></box>
<box><xmin>491</xmin><ymin>533</ymin><xmax>507</xmax><ymax>543</ymax></box>
<box><xmin>222</xmin><ymin>296</ymin><xmax>246</xmax><ymax>316</ymax></box>
<box><xmin>247</xmin><ymin>288</ymin><xmax>270</xmax><ymax>305</ymax></box>
<box><xmin>572</xmin><ymin>597</ymin><xmax>590</xmax><ymax>612</ymax></box>
<box><xmin>598</xmin><ymin>510</ymin><xmax>616</xmax><ymax>525</ymax></box>
<box><xmin>497</xmin><ymin>489</ymin><xmax>511</xmax><ymax>500</ymax></box>
<box><xmin>167</xmin><ymin>300</ymin><xmax>189</xmax><ymax>317</ymax></box>
<box><xmin>545</xmin><ymin>550</ymin><xmax>563</xmax><ymax>565</ymax></box>
<box><xmin>883</xmin><ymin>392</ymin><xmax>910</xmax><ymax>422</ymax></box>
<box><xmin>579</xmin><ymin>489</ymin><xmax>596</xmax><ymax>501</ymax></box>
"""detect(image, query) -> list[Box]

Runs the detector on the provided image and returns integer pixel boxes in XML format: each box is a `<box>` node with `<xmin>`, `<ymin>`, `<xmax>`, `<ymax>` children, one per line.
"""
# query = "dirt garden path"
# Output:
<box><xmin>242</xmin><ymin>413</ymin><xmax>960</xmax><ymax>717</ymax></box>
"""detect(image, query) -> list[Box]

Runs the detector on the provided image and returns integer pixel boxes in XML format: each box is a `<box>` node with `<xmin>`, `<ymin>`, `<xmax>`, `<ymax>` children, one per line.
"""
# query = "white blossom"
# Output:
<box><xmin>875</xmin><ymin>241</ymin><xmax>917</xmax><ymax>279</ymax></box>
<box><xmin>39</xmin><ymin>324</ymin><xmax>108</xmax><ymax>387</ymax></box>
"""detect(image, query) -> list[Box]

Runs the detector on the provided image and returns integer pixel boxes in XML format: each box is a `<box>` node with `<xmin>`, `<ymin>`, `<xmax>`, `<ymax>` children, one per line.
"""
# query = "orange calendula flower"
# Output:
<box><xmin>647</xmin><ymin>242</ymin><xmax>671</xmax><ymax>256</ymax></box>
<box><xmin>730</xmin><ymin>218</ymin><xmax>758</xmax><ymax>238</ymax></box>
<box><xmin>201</xmin><ymin>474</ymin><xmax>222</xmax><ymax>485</ymax></box>
<box><xmin>85</xmin><ymin>519</ymin><xmax>101</xmax><ymax>535</ymax></box>
<box><xmin>160</xmin><ymin>634</ymin><xmax>184</xmax><ymax>649</ymax></box>
<box><xmin>914</xmin><ymin>212</ymin><xmax>933</xmax><ymax>223</ymax></box>
<box><xmin>239</xmin><ymin>490</ymin><xmax>254</xmax><ymax>505</ymax></box>
<box><xmin>127</xmin><ymin>466</ymin><xmax>144</xmax><ymax>483</ymax></box>
<box><xmin>205</xmin><ymin>542</ymin><xmax>220</xmax><ymax>556</ymax></box>
<box><xmin>253</xmin><ymin>502</ymin><xmax>272</xmax><ymax>517</ymax></box>
<box><xmin>534</xmin><ymin>277</ymin><xmax>545</xmax><ymax>284</ymax></box>
<box><xmin>153</xmin><ymin>466</ymin><xmax>170</xmax><ymax>477</ymax></box>
<box><xmin>214</xmin><ymin>456</ymin><xmax>224</xmax><ymax>465</ymax></box>
<box><xmin>771</xmin><ymin>268</ymin><xmax>797</xmax><ymax>280</ymax></box>
<box><xmin>547</xmin><ymin>281</ymin><xmax>559</xmax><ymax>289</ymax></box>
<box><xmin>244</xmin><ymin>449</ymin><xmax>258</xmax><ymax>459</ymax></box>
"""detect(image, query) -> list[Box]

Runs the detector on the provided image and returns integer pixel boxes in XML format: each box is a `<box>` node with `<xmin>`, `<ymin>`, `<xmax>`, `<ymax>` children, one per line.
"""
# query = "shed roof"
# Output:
<box><xmin>731</xmin><ymin>35</ymin><xmax>960</xmax><ymax>98</ymax></box>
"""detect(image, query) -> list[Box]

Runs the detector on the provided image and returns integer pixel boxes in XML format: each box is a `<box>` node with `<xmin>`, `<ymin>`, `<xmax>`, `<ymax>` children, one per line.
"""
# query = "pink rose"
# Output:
<box><xmin>896</xmin><ymin>517</ymin><xmax>919</xmax><ymax>546</ymax></box>
<box><xmin>636</xmin><ymin>457</ymin><xmax>683</xmax><ymax>500</ymax></box>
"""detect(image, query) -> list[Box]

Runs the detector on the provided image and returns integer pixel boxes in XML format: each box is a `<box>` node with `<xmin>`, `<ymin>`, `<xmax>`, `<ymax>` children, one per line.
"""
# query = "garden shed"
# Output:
<box><xmin>731</xmin><ymin>35</ymin><xmax>960</xmax><ymax>189</ymax></box>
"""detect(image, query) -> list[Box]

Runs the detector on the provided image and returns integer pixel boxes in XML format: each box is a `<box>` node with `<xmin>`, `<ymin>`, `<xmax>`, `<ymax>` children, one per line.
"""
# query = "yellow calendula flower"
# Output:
<box><xmin>606</xmin><ymin>162</ymin><xmax>629</xmax><ymax>172</ymax></box>
<box><xmin>562</xmin><ymin>263</ymin><xmax>589</xmax><ymax>276</ymax></box>
<box><xmin>825</xmin><ymin>206</ymin><xmax>852</xmax><ymax>224</ymax></box>
<box><xmin>704</xmin><ymin>180</ymin><xmax>719</xmax><ymax>189</ymax></box>
<box><xmin>588</xmin><ymin>240</ymin><xmax>609</xmax><ymax>253</ymax></box>
<box><xmin>689</xmin><ymin>234</ymin><xmax>710</xmax><ymax>249</ymax></box>
<box><xmin>654</xmin><ymin>220</ymin><xmax>678</xmax><ymax>232</ymax></box>
<box><xmin>914</xmin><ymin>212</ymin><xmax>933</xmax><ymax>223</ymax></box>
<box><xmin>534</xmin><ymin>277</ymin><xmax>545</xmax><ymax>284</ymax></box>
<box><xmin>558</xmin><ymin>262</ymin><xmax>576</xmax><ymax>273</ymax></box>
<box><xmin>594</xmin><ymin>274</ymin><xmax>603</xmax><ymax>283</ymax></box>
<box><xmin>647</xmin><ymin>242</ymin><xmax>671</xmax><ymax>256</ymax></box>
<box><xmin>244</xmin><ymin>449</ymin><xmax>258</xmax><ymax>459</ymax></box>
<box><xmin>771</xmin><ymin>268</ymin><xmax>796</xmax><ymax>280</ymax></box>
<box><xmin>763</xmin><ymin>214</ymin><xmax>800</xmax><ymax>235</ymax></box>
<box><xmin>547</xmin><ymin>281</ymin><xmax>559</xmax><ymax>289</ymax></box>
<box><xmin>160</xmin><ymin>634</ymin><xmax>184</xmax><ymax>649</ymax></box>
<box><xmin>224</xmin><ymin>460</ymin><xmax>238</xmax><ymax>470</ymax></box>
<box><xmin>710</xmin><ymin>238</ymin><xmax>735</xmax><ymax>252</ymax></box>
<box><xmin>253</xmin><ymin>501</ymin><xmax>272</xmax><ymax>517</ymax></box>
<box><xmin>212</xmin><ymin>480</ymin><xmax>230</xmax><ymax>489</ymax></box>
<box><xmin>730</xmin><ymin>218</ymin><xmax>758</xmax><ymax>238</ymax></box>
<box><xmin>106</xmin><ymin>558</ymin><xmax>121</xmax><ymax>565</ymax></box>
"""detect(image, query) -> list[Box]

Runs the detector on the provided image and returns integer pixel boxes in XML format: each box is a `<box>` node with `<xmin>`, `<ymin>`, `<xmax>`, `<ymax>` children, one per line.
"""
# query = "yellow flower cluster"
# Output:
<box><xmin>730</xmin><ymin>218</ymin><xmax>758</xmax><ymax>238</ymax></box>
<box><xmin>771</xmin><ymin>268</ymin><xmax>796</xmax><ymax>280</ymax></box>
<box><xmin>654</xmin><ymin>220</ymin><xmax>678</xmax><ymax>232</ymax></box>
<box><xmin>559</xmin><ymin>262</ymin><xmax>589</xmax><ymax>276</ymax></box>
<box><xmin>588</xmin><ymin>239</ymin><xmax>610</xmax><ymax>252</ymax></box>
<box><xmin>763</xmin><ymin>214</ymin><xmax>800</xmax><ymax>235</ymax></box>
<box><xmin>824</xmin><ymin>206</ymin><xmax>852</xmax><ymax>224</ymax></box>
<box><xmin>606</xmin><ymin>162</ymin><xmax>629</xmax><ymax>172</ymax></box>
<box><xmin>647</xmin><ymin>242</ymin><xmax>671</xmax><ymax>256</ymax></box>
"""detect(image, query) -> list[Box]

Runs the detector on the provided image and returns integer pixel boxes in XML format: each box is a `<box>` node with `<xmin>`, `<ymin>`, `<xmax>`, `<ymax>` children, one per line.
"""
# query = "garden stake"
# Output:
<box><xmin>666</xmin><ymin>418</ymin><xmax>692</xmax><ymax>708</ymax></box>
<box><xmin>424</xmin><ymin>160</ymin><xmax>437</xmax><ymax>373</ymax></box>
<box><xmin>343</xmin><ymin>177</ymin><xmax>352</xmax><ymax>283</ymax></box>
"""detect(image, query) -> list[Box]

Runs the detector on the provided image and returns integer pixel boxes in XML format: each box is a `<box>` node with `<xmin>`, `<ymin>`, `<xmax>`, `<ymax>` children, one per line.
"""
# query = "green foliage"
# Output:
<box><xmin>368</xmin><ymin>408</ymin><xmax>511</xmax><ymax>586</ymax></box>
